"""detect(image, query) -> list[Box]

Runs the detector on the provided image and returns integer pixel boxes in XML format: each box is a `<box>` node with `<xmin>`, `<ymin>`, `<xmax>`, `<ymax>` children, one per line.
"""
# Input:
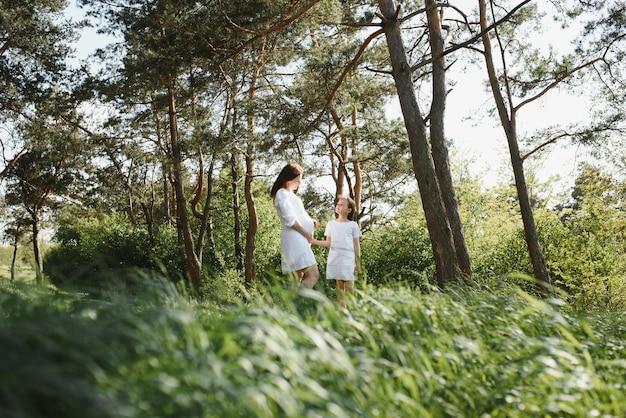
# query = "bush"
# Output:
<box><xmin>44</xmin><ymin>214</ymin><xmax>185</xmax><ymax>288</ymax></box>
<box><xmin>360</xmin><ymin>220</ymin><xmax>435</xmax><ymax>290</ymax></box>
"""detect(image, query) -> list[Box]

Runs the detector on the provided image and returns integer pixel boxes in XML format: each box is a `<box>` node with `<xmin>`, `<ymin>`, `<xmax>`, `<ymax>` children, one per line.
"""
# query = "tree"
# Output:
<box><xmin>424</xmin><ymin>0</ymin><xmax>472</xmax><ymax>278</ymax></box>
<box><xmin>78</xmin><ymin>0</ymin><xmax>332</xmax><ymax>289</ymax></box>
<box><xmin>4</xmin><ymin>122</ymin><xmax>85</xmax><ymax>284</ymax></box>
<box><xmin>0</xmin><ymin>1</ymin><xmax>88</xmax><ymax>285</ymax></box>
<box><xmin>3</xmin><ymin>208</ymin><xmax>29</xmax><ymax>282</ymax></box>
<box><xmin>477</xmin><ymin>0</ymin><xmax>551</xmax><ymax>288</ymax></box>
<box><xmin>80</xmin><ymin>0</ymin><xmax>229</xmax><ymax>291</ymax></box>
<box><xmin>0</xmin><ymin>0</ymin><xmax>80</xmax><ymax>171</ymax></box>
<box><xmin>474</xmin><ymin>0</ymin><xmax>626</xmax><ymax>289</ymax></box>
<box><xmin>281</xmin><ymin>12</ymin><xmax>412</xmax><ymax>228</ymax></box>
<box><xmin>377</xmin><ymin>0</ymin><xmax>461</xmax><ymax>286</ymax></box>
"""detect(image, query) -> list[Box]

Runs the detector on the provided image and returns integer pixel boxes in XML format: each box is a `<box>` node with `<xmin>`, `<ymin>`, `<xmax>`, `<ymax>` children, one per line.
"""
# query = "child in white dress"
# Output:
<box><xmin>270</xmin><ymin>163</ymin><xmax>319</xmax><ymax>288</ymax></box>
<box><xmin>312</xmin><ymin>196</ymin><xmax>362</xmax><ymax>307</ymax></box>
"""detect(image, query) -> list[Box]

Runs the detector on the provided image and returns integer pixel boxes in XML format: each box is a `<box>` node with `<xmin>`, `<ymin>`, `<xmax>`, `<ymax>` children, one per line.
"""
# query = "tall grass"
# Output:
<box><xmin>0</xmin><ymin>277</ymin><xmax>625</xmax><ymax>417</ymax></box>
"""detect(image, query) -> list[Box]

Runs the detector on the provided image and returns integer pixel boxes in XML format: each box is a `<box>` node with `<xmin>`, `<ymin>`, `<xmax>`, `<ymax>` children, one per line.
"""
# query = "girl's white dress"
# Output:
<box><xmin>274</xmin><ymin>188</ymin><xmax>317</xmax><ymax>273</ymax></box>
<box><xmin>324</xmin><ymin>220</ymin><xmax>362</xmax><ymax>281</ymax></box>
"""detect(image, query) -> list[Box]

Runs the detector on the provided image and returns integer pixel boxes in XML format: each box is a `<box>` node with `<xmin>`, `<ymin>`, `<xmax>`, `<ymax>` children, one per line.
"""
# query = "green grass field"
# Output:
<box><xmin>0</xmin><ymin>264</ymin><xmax>36</xmax><ymax>283</ymax></box>
<box><xmin>1</xmin><ymin>276</ymin><xmax>625</xmax><ymax>417</ymax></box>
<box><xmin>0</xmin><ymin>245</ymin><xmax>36</xmax><ymax>284</ymax></box>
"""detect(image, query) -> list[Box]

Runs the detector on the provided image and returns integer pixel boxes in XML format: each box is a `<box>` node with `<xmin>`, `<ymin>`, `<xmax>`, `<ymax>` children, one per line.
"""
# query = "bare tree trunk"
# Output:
<box><xmin>194</xmin><ymin>154</ymin><xmax>217</xmax><ymax>254</ymax></box>
<box><xmin>205</xmin><ymin>157</ymin><xmax>217</xmax><ymax>251</ymax></box>
<box><xmin>426</xmin><ymin>0</ymin><xmax>472</xmax><ymax>280</ymax></box>
<box><xmin>167</xmin><ymin>83</ymin><xmax>202</xmax><ymax>292</ymax></box>
<box><xmin>244</xmin><ymin>69</ymin><xmax>259</xmax><ymax>285</ymax></box>
<box><xmin>244</xmin><ymin>151</ymin><xmax>257</xmax><ymax>284</ymax></box>
<box><xmin>329</xmin><ymin>109</ymin><xmax>348</xmax><ymax>198</ymax></box>
<box><xmin>350</xmin><ymin>106</ymin><xmax>362</xmax><ymax>218</ymax></box>
<box><xmin>230</xmin><ymin>151</ymin><xmax>244</xmax><ymax>272</ymax></box>
<box><xmin>378</xmin><ymin>0</ymin><xmax>460</xmax><ymax>287</ymax></box>
<box><xmin>31</xmin><ymin>212</ymin><xmax>44</xmax><ymax>285</ymax></box>
<box><xmin>154</xmin><ymin>114</ymin><xmax>172</xmax><ymax>223</ymax></box>
<box><xmin>10</xmin><ymin>232</ymin><xmax>18</xmax><ymax>282</ymax></box>
<box><xmin>478</xmin><ymin>0</ymin><xmax>550</xmax><ymax>289</ymax></box>
<box><xmin>141</xmin><ymin>201</ymin><xmax>154</xmax><ymax>243</ymax></box>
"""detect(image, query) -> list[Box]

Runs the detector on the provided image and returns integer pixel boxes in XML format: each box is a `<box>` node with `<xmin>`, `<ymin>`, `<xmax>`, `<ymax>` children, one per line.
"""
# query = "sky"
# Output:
<box><xmin>66</xmin><ymin>0</ymin><xmax>593</xmax><ymax>200</ymax></box>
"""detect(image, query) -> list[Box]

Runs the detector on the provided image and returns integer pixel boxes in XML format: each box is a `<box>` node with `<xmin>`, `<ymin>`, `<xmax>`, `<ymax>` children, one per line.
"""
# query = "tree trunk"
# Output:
<box><xmin>230</xmin><ymin>151</ymin><xmax>244</xmax><ymax>272</ymax></box>
<box><xmin>244</xmin><ymin>151</ymin><xmax>257</xmax><ymax>285</ymax></box>
<box><xmin>31</xmin><ymin>212</ymin><xmax>44</xmax><ymax>285</ymax></box>
<box><xmin>10</xmin><ymin>232</ymin><xmax>18</xmax><ymax>282</ymax></box>
<box><xmin>351</xmin><ymin>106</ymin><xmax>363</xmax><ymax>217</ymax></box>
<box><xmin>425</xmin><ymin>0</ymin><xmax>472</xmax><ymax>280</ymax></box>
<box><xmin>478</xmin><ymin>0</ymin><xmax>551</xmax><ymax>289</ymax></box>
<box><xmin>196</xmin><ymin>155</ymin><xmax>217</xmax><ymax>255</ymax></box>
<box><xmin>205</xmin><ymin>157</ymin><xmax>217</xmax><ymax>252</ymax></box>
<box><xmin>155</xmin><ymin>116</ymin><xmax>172</xmax><ymax>223</ymax></box>
<box><xmin>378</xmin><ymin>0</ymin><xmax>460</xmax><ymax>287</ymax></box>
<box><xmin>167</xmin><ymin>83</ymin><xmax>203</xmax><ymax>292</ymax></box>
<box><xmin>329</xmin><ymin>108</ymin><xmax>348</xmax><ymax>198</ymax></box>
<box><xmin>244</xmin><ymin>69</ymin><xmax>259</xmax><ymax>285</ymax></box>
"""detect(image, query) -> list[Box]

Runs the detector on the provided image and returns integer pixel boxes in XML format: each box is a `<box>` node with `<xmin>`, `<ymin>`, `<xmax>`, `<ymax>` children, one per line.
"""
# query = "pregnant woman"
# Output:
<box><xmin>270</xmin><ymin>163</ymin><xmax>319</xmax><ymax>289</ymax></box>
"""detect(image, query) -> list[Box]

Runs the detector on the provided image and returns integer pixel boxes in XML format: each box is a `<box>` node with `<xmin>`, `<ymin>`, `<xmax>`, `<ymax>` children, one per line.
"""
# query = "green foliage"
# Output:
<box><xmin>44</xmin><ymin>213</ymin><xmax>185</xmax><ymax>288</ymax></box>
<box><xmin>466</xmin><ymin>201</ymin><xmax>626</xmax><ymax>307</ymax></box>
<box><xmin>545</xmin><ymin>164</ymin><xmax>626</xmax><ymax>310</ymax></box>
<box><xmin>246</xmin><ymin>192</ymin><xmax>282</xmax><ymax>283</ymax></box>
<box><xmin>1</xmin><ymin>278</ymin><xmax>626</xmax><ymax>417</ymax></box>
<box><xmin>360</xmin><ymin>219</ymin><xmax>434</xmax><ymax>289</ymax></box>
<box><xmin>0</xmin><ymin>0</ymin><xmax>78</xmax><ymax>109</ymax></box>
<box><xmin>358</xmin><ymin>191</ymin><xmax>454</xmax><ymax>290</ymax></box>
<box><xmin>43</xmin><ymin>183</ymin><xmax>283</xmax><ymax>292</ymax></box>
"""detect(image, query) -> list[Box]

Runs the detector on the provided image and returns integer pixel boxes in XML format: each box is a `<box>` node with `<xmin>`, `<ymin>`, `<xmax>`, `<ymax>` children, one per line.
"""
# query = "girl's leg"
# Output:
<box><xmin>345</xmin><ymin>280</ymin><xmax>355</xmax><ymax>297</ymax></box>
<box><xmin>336</xmin><ymin>280</ymin><xmax>347</xmax><ymax>308</ymax></box>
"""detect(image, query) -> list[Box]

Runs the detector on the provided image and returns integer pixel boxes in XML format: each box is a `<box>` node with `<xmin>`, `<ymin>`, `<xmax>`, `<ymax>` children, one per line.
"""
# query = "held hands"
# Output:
<box><xmin>305</xmin><ymin>219</ymin><xmax>318</xmax><ymax>243</ymax></box>
<box><xmin>292</xmin><ymin>220</ymin><xmax>315</xmax><ymax>243</ymax></box>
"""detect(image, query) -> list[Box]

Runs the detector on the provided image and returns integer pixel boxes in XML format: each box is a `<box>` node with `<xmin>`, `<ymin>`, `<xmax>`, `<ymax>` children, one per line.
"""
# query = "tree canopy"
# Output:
<box><xmin>0</xmin><ymin>0</ymin><xmax>625</xmax><ymax>298</ymax></box>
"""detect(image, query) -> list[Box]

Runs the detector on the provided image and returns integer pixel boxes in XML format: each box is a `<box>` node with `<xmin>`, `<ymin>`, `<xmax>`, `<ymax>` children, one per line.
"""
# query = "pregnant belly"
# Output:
<box><xmin>301</xmin><ymin>217</ymin><xmax>314</xmax><ymax>233</ymax></box>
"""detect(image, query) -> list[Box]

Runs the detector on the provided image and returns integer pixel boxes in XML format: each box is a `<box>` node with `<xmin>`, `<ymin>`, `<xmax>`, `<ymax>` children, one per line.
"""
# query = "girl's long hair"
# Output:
<box><xmin>270</xmin><ymin>163</ymin><xmax>303</xmax><ymax>199</ymax></box>
<box><xmin>337</xmin><ymin>196</ymin><xmax>357</xmax><ymax>221</ymax></box>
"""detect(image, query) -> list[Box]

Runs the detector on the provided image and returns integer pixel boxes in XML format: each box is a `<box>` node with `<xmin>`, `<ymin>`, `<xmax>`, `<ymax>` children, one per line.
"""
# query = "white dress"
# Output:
<box><xmin>274</xmin><ymin>188</ymin><xmax>317</xmax><ymax>273</ymax></box>
<box><xmin>325</xmin><ymin>220</ymin><xmax>362</xmax><ymax>281</ymax></box>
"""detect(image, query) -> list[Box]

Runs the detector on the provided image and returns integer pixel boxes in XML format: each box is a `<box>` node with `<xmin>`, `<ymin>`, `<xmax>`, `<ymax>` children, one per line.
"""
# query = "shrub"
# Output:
<box><xmin>44</xmin><ymin>214</ymin><xmax>185</xmax><ymax>288</ymax></box>
<box><xmin>361</xmin><ymin>220</ymin><xmax>435</xmax><ymax>289</ymax></box>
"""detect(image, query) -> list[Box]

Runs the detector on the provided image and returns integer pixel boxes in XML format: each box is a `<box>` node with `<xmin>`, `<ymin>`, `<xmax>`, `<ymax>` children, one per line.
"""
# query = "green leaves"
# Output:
<box><xmin>2</xmin><ymin>278</ymin><xmax>625</xmax><ymax>417</ymax></box>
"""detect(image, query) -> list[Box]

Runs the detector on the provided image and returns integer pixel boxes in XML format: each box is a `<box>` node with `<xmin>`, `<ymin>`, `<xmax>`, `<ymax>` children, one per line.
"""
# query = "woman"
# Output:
<box><xmin>270</xmin><ymin>163</ymin><xmax>319</xmax><ymax>288</ymax></box>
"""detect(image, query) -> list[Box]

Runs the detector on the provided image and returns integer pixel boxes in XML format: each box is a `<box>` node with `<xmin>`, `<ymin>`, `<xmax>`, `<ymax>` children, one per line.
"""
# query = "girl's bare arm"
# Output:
<box><xmin>311</xmin><ymin>236</ymin><xmax>331</xmax><ymax>248</ymax></box>
<box><xmin>354</xmin><ymin>237</ymin><xmax>361</xmax><ymax>272</ymax></box>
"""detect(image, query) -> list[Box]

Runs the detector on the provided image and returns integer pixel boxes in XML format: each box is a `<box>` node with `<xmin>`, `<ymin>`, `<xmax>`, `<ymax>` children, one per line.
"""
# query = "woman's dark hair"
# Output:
<box><xmin>270</xmin><ymin>163</ymin><xmax>303</xmax><ymax>199</ymax></box>
<box><xmin>337</xmin><ymin>196</ymin><xmax>357</xmax><ymax>221</ymax></box>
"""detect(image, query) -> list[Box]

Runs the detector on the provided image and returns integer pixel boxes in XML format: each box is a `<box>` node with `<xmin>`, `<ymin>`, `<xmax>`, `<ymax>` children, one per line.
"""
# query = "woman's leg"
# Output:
<box><xmin>299</xmin><ymin>264</ymin><xmax>319</xmax><ymax>288</ymax></box>
<box><xmin>288</xmin><ymin>270</ymin><xmax>304</xmax><ymax>288</ymax></box>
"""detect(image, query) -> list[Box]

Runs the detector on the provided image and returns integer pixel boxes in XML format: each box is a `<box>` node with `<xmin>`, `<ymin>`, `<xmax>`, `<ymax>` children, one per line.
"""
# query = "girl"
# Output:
<box><xmin>312</xmin><ymin>196</ymin><xmax>362</xmax><ymax>308</ymax></box>
<box><xmin>270</xmin><ymin>163</ymin><xmax>319</xmax><ymax>288</ymax></box>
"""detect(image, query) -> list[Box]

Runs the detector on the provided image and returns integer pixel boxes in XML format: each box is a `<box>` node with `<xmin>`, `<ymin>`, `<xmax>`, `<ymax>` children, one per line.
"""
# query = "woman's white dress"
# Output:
<box><xmin>274</xmin><ymin>188</ymin><xmax>317</xmax><ymax>273</ymax></box>
<box><xmin>324</xmin><ymin>220</ymin><xmax>362</xmax><ymax>281</ymax></box>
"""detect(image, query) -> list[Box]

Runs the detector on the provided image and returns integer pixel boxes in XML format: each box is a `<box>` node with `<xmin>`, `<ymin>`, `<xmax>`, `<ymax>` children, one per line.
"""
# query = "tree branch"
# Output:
<box><xmin>216</xmin><ymin>0</ymin><xmax>324</xmax><ymax>66</ymax></box>
<box><xmin>300</xmin><ymin>28</ymin><xmax>385</xmax><ymax>137</ymax></box>
<box><xmin>513</xmin><ymin>57</ymin><xmax>604</xmax><ymax>112</ymax></box>
<box><xmin>410</xmin><ymin>0</ymin><xmax>532</xmax><ymax>72</ymax></box>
